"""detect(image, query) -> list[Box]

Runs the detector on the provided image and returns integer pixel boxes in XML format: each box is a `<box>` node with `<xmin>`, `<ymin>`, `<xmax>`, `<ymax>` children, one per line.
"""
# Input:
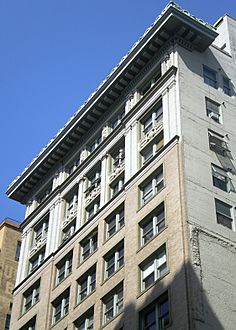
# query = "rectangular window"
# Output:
<box><xmin>110</xmin><ymin>175</ymin><xmax>124</xmax><ymax>196</ymax></box>
<box><xmin>89</xmin><ymin>134</ymin><xmax>102</xmax><ymax>153</ymax></box>
<box><xmin>56</xmin><ymin>251</ymin><xmax>73</xmax><ymax>285</ymax></box>
<box><xmin>77</xmin><ymin>265</ymin><xmax>96</xmax><ymax>303</ymax></box>
<box><xmin>105</xmin><ymin>205</ymin><xmax>124</xmax><ymax>239</ymax></box>
<box><xmin>80</xmin><ymin>230</ymin><xmax>98</xmax><ymax>262</ymax></box>
<box><xmin>110</xmin><ymin>110</ymin><xmax>125</xmax><ymax>129</ymax></box>
<box><xmin>223</xmin><ymin>77</ymin><xmax>231</xmax><ymax>96</ymax></box>
<box><xmin>103</xmin><ymin>283</ymin><xmax>123</xmax><ymax>325</ymax></box>
<box><xmin>215</xmin><ymin>199</ymin><xmax>233</xmax><ymax>229</ymax></box>
<box><xmin>52</xmin><ymin>289</ymin><xmax>70</xmax><ymax>324</ymax></box>
<box><xmin>141</xmin><ymin>166</ymin><xmax>164</xmax><ymax>205</ymax></box>
<box><xmin>141</xmin><ymin>68</ymin><xmax>161</xmax><ymax>96</ymax></box>
<box><xmin>212</xmin><ymin>164</ymin><xmax>230</xmax><ymax>192</ymax></box>
<box><xmin>19</xmin><ymin>316</ymin><xmax>36</xmax><ymax>330</ymax></box>
<box><xmin>29</xmin><ymin>248</ymin><xmax>45</xmax><ymax>273</ymax></box>
<box><xmin>36</xmin><ymin>181</ymin><xmax>53</xmax><ymax>204</ymax></box>
<box><xmin>23</xmin><ymin>280</ymin><xmax>40</xmax><ymax>314</ymax></box>
<box><xmin>139</xmin><ymin>292</ymin><xmax>170</xmax><ymax>330</ymax></box>
<box><xmin>65</xmin><ymin>192</ymin><xmax>78</xmax><ymax>219</ymax></box>
<box><xmin>203</xmin><ymin>66</ymin><xmax>217</xmax><ymax>88</ymax></box>
<box><xmin>33</xmin><ymin>214</ymin><xmax>49</xmax><ymax>245</ymax></box>
<box><xmin>15</xmin><ymin>241</ymin><xmax>21</xmax><ymax>261</ymax></box>
<box><xmin>140</xmin><ymin>203</ymin><xmax>165</xmax><ymax>246</ymax></box>
<box><xmin>61</xmin><ymin>221</ymin><xmax>76</xmax><ymax>243</ymax></box>
<box><xmin>141</xmin><ymin>131</ymin><xmax>164</xmax><ymax>165</ymax></box>
<box><xmin>140</xmin><ymin>245</ymin><xmax>167</xmax><ymax>291</ymax></box>
<box><xmin>206</xmin><ymin>98</ymin><xmax>221</xmax><ymax>123</ymax></box>
<box><xmin>141</xmin><ymin>103</ymin><xmax>163</xmax><ymax>136</ymax></box>
<box><xmin>104</xmin><ymin>241</ymin><xmax>124</xmax><ymax>279</ymax></box>
<box><xmin>208</xmin><ymin>130</ymin><xmax>230</xmax><ymax>157</ymax></box>
<box><xmin>74</xmin><ymin>307</ymin><xmax>94</xmax><ymax>330</ymax></box>
<box><xmin>4</xmin><ymin>313</ymin><xmax>11</xmax><ymax>330</ymax></box>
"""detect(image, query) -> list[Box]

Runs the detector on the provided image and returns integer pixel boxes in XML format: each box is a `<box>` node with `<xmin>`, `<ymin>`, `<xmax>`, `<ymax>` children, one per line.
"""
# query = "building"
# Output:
<box><xmin>7</xmin><ymin>2</ymin><xmax>236</xmax><ymax>329</ymax></box>
<box><xmin>0</xmin><ymin>219</ymin><xmax>21</xmax><ymax>330</ymax></box>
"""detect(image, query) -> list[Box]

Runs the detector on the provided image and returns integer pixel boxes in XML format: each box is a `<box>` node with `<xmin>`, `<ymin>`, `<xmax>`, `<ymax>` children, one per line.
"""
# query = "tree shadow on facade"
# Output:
<box><xmin>111</xmin><ymin>262</ymin><xmax>225</xmax><ymax>330</ymax></box>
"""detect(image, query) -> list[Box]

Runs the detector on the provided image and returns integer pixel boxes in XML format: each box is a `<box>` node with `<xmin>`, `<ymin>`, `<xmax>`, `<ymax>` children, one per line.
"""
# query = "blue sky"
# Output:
<box><xmin>1</xmin><ymin>0</ymin><xmax>236</xmax><ymax>222</ymax></box>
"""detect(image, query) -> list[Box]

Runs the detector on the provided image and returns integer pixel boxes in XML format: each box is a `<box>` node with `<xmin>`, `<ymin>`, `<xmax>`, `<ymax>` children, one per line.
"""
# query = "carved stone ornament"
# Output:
<box><xmin>29</xmin><ymin>235</ymin><xmax>47</xmax><ymax>257</ymax></box>
<box><xmin>62</xmin><ymin>208</ymin><xmax>77</xmax><ymax>228</ymax></box>
<box><xmin>139</xmin><ymin>121</ymin><xmax>163</xmax><ymax>150</ymax></box>
<box><xmin>85</xmin><ymin>185</ymin><xmax>101</xmax><ymax>206</ymax></box>
<box><xmin>109</xmin><ymin>160</ymin><xmax>125</xmax><ymax>183</ymax></box>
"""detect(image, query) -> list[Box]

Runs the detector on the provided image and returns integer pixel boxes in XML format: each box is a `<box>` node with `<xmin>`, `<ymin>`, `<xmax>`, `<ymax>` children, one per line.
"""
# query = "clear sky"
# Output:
<box><xmin>0</xmin><ymin>0</ymin><xmax>236</xmax><ymax>223</ymax></box>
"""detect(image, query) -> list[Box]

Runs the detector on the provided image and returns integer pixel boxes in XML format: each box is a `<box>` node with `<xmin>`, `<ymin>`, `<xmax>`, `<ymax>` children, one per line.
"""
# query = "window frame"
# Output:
<box><xmin>215</xmin><ymin>199</ymin><xmax>233</xmax><ymax>230</ymax></box>
<box><xmin>105</xmin><ymin>205</ymin><xmax>124</xmax><ymax>240</ymax></box>
<box><xmin>77</xmin><ymin>265</ymin><xmax>96</xmax><ymax>303</ymax></box>
<box><xmin>205</xmin><ymin>98</ymin><xmax>221</xmax><ymax>123</ymax></box>
<box><xmin>51</xmin><ymin>289</ymin><xmax>70</xmax><ymax>325</ymax></box>
<box><xmin>74</xmin><ymin>307</ymin><xmax>94</xmax><ymax>330</ymax></box>
<box><xmin>211</xmin><ymin>164</ymin><xmax>230</xmax><ymax>192</ymax></box>
<box><xmin>102</xmin><ymin>283</ymin><xmax>124</xmax><ymax>325</ymax></box>
<box><xmin>140</xmin><ymin>166</ymin><xmax>164</xmax><ymax>206</ymax></box>
<box><xmin>104</xmin><ymin>241</ymin><xmax>124</xmax><ymax>279</ymax></box>
<box><xmin>139</xmin><ymin>203</ymin><xmax>165</xmax><ymax>246</ymax></box>
<box><xmin>22</xmin><ymin>280</ymin><xmax>40</xmax><ymax>314</ymax></box>
<box><xmin>140</xmin><ymin>245</ymin><xmax>167</xmax><ymax>292</ymax></box>
<box><xmin>29</xmin><ymin>248</ymin><xmax>45</xmax><ymax>273</ymax></box>
<box><xmin>203</xmin><ymin>65</ymin><xmax>217</xmax><ymax>89</ymax></box>
<box><xmin>56</xmin><ymin>251</ymin><xmax>73</xmax><ymax>285</ymax></box>
<box><xmin>222</xmin><ymin>76</ymin><xmax>231</xmax><ymax>96</ymax></box>
<box><xmin>80</xmin><ymin>230</ymin><xmax>98</xmax><ymax>262</ymax></box>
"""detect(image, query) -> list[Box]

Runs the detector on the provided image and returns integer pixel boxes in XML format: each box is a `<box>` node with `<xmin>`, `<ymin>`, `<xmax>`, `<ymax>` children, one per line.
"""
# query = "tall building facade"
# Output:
<box><xmin>7</xmin><ymin>3</ymin><xmax>236</xmax><ymax>330</ymax></box>
<box><xmin>0</xmin><ymin>219</ymin><xmax>21</xmax><ymax>330</ymax></box>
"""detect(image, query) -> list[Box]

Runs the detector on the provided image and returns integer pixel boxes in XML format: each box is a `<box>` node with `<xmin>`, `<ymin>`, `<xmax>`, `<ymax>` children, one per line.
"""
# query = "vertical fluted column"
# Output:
<box><xmin>100</xmin><ymin>153</ymin><xmax>109</xmax><ymax>207</ymax></box>
<box><xmin>76</xmin><ymin>178</ymin><xmax>85</xmax><ymax>230</ymax></box>
<box><xmin>45</xmin><ymin>205</ymin><xmax>55</xmax><ymax>256</ymax></box>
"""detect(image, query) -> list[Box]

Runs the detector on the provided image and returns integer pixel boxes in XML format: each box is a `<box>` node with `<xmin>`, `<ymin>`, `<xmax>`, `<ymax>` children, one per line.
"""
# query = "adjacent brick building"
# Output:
<box><xmin>7</xmin><ymin>3</ymin><xmax>236</xmax><ymax>329</ymax></box>
<box><xmin>0</xmin><ymin>219</ymin><xmax>21</xmax><ymax>330</ymax></box>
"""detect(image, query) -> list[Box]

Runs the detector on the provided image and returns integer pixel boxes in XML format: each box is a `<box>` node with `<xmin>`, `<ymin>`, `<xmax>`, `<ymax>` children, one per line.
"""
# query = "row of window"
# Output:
<box><xmin>203</xmin><ymin>65</ymin><xmax>231</xmax><ymax>96</ymax></box>
<box><xmin>20</xmin><ymin>290</ymin><xmax>169</xmax><ymax>330</ymax></box>
<box><xmin>23</xmin><ymin>246</ymin><xmax>168</xmax><ymax>328</ymax></box>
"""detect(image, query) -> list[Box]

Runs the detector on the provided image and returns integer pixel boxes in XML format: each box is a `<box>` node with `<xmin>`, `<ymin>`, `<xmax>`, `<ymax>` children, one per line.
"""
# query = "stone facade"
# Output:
<box><xmin>7</xmin><ymin>3</ymin><xmax>236</xmax><ymax>330</ymax></box>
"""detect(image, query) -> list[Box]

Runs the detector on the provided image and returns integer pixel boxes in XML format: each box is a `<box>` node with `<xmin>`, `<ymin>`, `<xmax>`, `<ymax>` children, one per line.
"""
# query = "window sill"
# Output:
<box><xmin>77</xmin><ymin>249</ymin><xmax>98</xmax><ymax>268</ymax></box>
<box><xmin>100</xmin><ymin>310</ymin><xmax>124</xmax><ymax>329</ymax></box>
<box><xmin>53</xmin><ymin>272</ymin><xmax>72</xmax><ymax>291</ymax></box>
<box><xmin>137</xmin><ymin>186</ymin><xmax>165</xmax><ymax>213</ymax></box>
<box><xmin>137</xmin><ymin>270</ymin><xmax>170</xmax><ymax>299</ymax></box>
<box><xmin>103</xmin><ymin>225</ymin><xmax>125</xmax><ymax>245</ymax></box>
<box><xmin>74</xmin><ymin>289</ymin><xmax>96</xmax><ymax>309</ymax></box>
<box><xmin>101</xmin><ymin>265</ymin><xmax>124</xmax><ymax>286</ymax></box>
<box><xmin>50</xmin><ymin>312</ymin><xmax>69</xmax><ymax>329</ymax></box>
<box><xmin>18</xmin><ymin>300</ymin><xmax>40</xmax><ymax>320</ymax></box>
<box><xmin>136</xmin><ymin>226</ymin><xmax>167</xmax><ymax>254</ymax></box>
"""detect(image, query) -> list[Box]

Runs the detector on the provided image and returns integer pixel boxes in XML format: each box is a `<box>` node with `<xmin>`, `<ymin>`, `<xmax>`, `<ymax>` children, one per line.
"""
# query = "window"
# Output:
<box><xmin>141</xmin><ymin>103</ymin><xmax>163</xmax><ymax>136</ymax></box>
<box><xmin>61</xmin><ymin>221</ymin><xmax>76</xmax><ymax>243</ymax></box>
<box><xmin>104</xmin><ymin>241</ymin><xmax>124</xmax><ymax>278</ymax></box>
<box><xmin>65</xmin><ymin>192</ymin><xmax>78</xmax><ymax>219</ymax></box>
<box><xmin>212</xmin><ymin>164</ymin><xmax>230</xmax><ymax>192</ymax></box>
<box><xmin>105</xmin><ymin>205</ymin><xmax>124</xmax><ymax>239</ymax></box>
<box><xmin>110</xmin><ymin>110</ymin><xmax>125</xmax><ymax>129</ymax></box>
<box><xmin>139</xmin><ymin>292</ymin><xmax>170</xmax><ymax>330</ymax></box>
<box><xmin>80</xmin><ymin>230</ymin><xmax>98</xmax><ymax>262</ymax></box>
<box><xmin>22</xmin><ymin>280</ymin><xmax>40</xmax><ymax>313</ymax></box>
<box><xmin>52</xmin><ymin>289</ymin><xmax>70</xmax><ymax>324</ymax></box>
<box><xmin>67</xmin><ymin>156</ymin><xmax>80</xmax><ymax>175</ymax></box>
<box><xmin>208</xmin><ymin>130</ymin><xmax>230</xmax><ymax>156</ymax></box>
<box><xmin>223</xmin><ymin>77</ymin><xmax>231</xmax><ymax>96</ymax></box>
<box><xmin>110</xmin><ymin>175</ymin><xmax>124</xmax><ymax>196</ymax></box>
<box><xmin>103</xmin><ymin>283</ymin><xmax>123</xmax><ymax>325</ymax></box>
<box><xmin>29</xmin><ymin>248</ymin><xmax>45</xmax><ymax>273</ymax></box>
<box><xmin>215</xmin><ymin>199</ymin><xmax>233</xmax><ymax>229</ymax></box>
<box><xmin>140</xmin><ymin>203</ymin><xmax>165</xmax><ymax>246</ymax></box>
<box><xmin>88</xmin><ymin>134</ymin><xmax>102</xmax><ymax>153</ymax></box>
<box><xmin>85</xmin><ymin>167</ymin><xmax>101</xmax><ymax>219</ymax></box>
<box><xmin>140</xmin><ymin>166</ymin><xmax>164</xmax><ymax>205</ymax></box>
<box><xmin>141</xmin><ymin>131</ymin><xmax>164</xmax><ymax>165</ymax></box>
<box><xmin>15</xmin><ymin>241</ymin><xmax>21</xmax><ymax>261</ymax></box>
<box><xmin>140</xmin><ymin>245</ymin><xmax>167</xmax><ymax>291</ymax></box>
<box><xmin>33</xmin><ymin>215</ymin><xmax>49</xmax><ymax>245</ymax></box>
<box><xmin>206</xmin><ymin>98</ymin><xmax>221</xmax><ymax>123</ymax></box>
<box><xmin>56</xmin><ymin>251</ymin><xmax>73</xmax><ymax>285</ymax></box>
<box><xmin>19</xmin><ymin>316</ymin><xmax>36</xmax><ymax>330</ymax></box>
<box><xmin>74</xmin><ymin>307</ymin><xmax>94</xmax><ymax>330</ymax></box>
<box><xmin>140</xmin><ymin>68</ymin><xmax>161</xmax><ymax>96</ymax></box>
<box><xmin>77</xmin><ymin>265</ymin><xmax>96</xmax><ymax>303</ymax></box>
<box><xmin>203</xmin><ymin>66</ymin><xmax>217</xmax><ymax>88</ymax></box>
<box><xmin>4</xmin><ymin>314</ymin><xmax>11</xmax><ymax>330</ymax></box>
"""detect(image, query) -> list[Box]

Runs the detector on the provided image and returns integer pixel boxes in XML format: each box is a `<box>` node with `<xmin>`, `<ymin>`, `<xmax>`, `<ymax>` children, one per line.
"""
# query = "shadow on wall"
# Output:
<box><xmin>110</xmin><ymin>262</ymin><xmax>225</xmax><ymax>330</ymax></box>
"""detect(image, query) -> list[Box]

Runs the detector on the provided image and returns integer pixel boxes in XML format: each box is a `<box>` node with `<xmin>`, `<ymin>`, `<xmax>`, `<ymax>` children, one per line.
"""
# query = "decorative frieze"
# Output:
<box><xmin>85</xmin><ymin>185</ymin><xmax>101</xmax><ymax>206</ymax></box>
<box><xmin>29</xmin><ymin>235</ymin><xmax>47</xmax><ymax>257</ymax></box>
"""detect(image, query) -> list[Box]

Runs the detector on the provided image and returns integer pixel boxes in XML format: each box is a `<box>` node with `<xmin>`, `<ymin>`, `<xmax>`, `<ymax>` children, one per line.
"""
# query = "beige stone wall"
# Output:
<box><xmin>11</xmin><ymin>142</ymin><xmax>191</xmax><ymax>330</ymax></box>
<box><xmin>0</xmin><ymin>222</ymin><xmax>21</xmax><ymax>330</ymax></box>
